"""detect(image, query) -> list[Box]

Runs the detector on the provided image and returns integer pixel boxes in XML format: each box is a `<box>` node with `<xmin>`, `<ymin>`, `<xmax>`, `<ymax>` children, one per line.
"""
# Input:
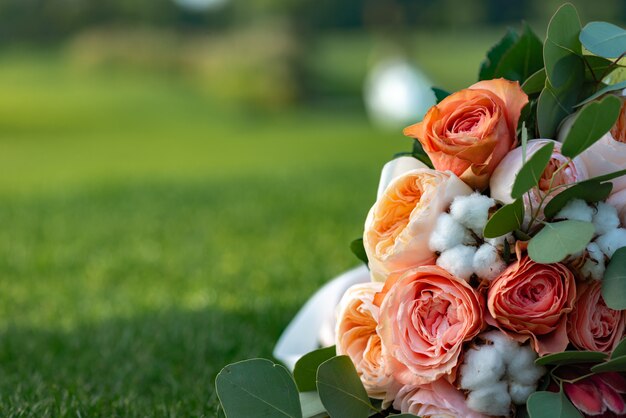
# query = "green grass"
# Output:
<box><xmin>0</xmin><ymin>32</ymin><xmax>482</xmax><ymax>416</ymax></box>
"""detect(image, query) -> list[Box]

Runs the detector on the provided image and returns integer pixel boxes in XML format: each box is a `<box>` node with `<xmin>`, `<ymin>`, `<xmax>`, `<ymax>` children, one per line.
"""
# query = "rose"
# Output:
<box><xmin>490</xmin><ymin>139</ymin><xmax>588</xmax><ymax>220</ymax></box>
<box><xmin>609</xmin><ymin>189</ymin><xmax>626</xmax><ymax>225</ymax></box>
<box><xmin>403</xmin><ymin>78</ymin><xmax>528</xmax><ymax>190</ymax></box>
<box><xmin>335</xmin><ymin>282</ymin><xmax>397</xmax><ymax>403</ymax></box>
<box><xmin>378</xmin><ymin>265</ymin><xmax>483</xmax><ymax>385</ymax></box>
<box><xmin>487</xmin><ymin>256</ymin><xmax>576</xmax><ymax>355</ymax></box>
<box><xmin>393</xmin><ymin>379</ymin><xmax>488</xmax><ymax>418</ymax></box>
<box><xmin>567</xmin><ymin>281</ymin><xmax>625</xmax><ymax>353</ymax></box>
<box><xmin>363</xmin><ymin>168</ymin><xmax>472</xmax><ymax>282</ymax></box>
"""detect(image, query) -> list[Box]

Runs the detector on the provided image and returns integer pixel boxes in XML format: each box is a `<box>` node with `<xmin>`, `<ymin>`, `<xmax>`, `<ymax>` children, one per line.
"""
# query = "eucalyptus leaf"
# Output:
<box><xmin>602</xmin><ymin>246</ymin><xmax>626</xmax><ymax>310</ymax></box>
<box><xmin>591</xmin><ymin>355</ymin><xmax>626</xmax><ymax>373</ymax></box>
<box><xmin>480</xmin><ymin>29</ymin><xmax>519</xmax><ymax>80</ymax></box>
<box><xmin>587</xmin><ymin>168</ymin><xmax>626</xmax><ymax>183</ymax></box>
<box><xmin>483</xmin><ymin>200</ymin><xmax>525</xmax><ymax>239</ymax></box>
<box><xmin>562</xmin><ymin>94</ymin><xmax>622</xmax><ymax>158</ymax></box>
<box><xmin>431</xmin><ymin>87</ymin><xmax>450</xmax><ymax>103</ymax></box>
<box><xmin>216</xmin><ymin>359</ymin><xmax>302</xmax><ymax>418</ymax></box>
<box><xmin>584</xmin><ymin>55</ymin><xmax>616</xmax><ymax>80</ymax></box>
<box><xmin>543</xmin><ymin>3</ymin><xmax>582</xmax><ymax>89</ymax></box>
<box><xmin>511</xmin><ymin>141</ymin><xmax>554</xmax><ymax>199</ymax></box>
<box><xmin>350</xmin><ymin>238</ymin><xmax>369</xmax><ymax>265</ymax></box>
<box><xmin>492</xmin><ymin>23</ymin><xmax>544</xmax><ymax>82</ymax></box>
<box><xmin>528</xmin><ymin>220</ymin><xmax>595</xmax><ymax>264</ymax></box>
<box><xmin>580</xmin><ymin>21</ymin><xmax>626</xmax><ymax>59</ymax></box>
<box><xmin>522</xmin><ymin>68</ymin><xmax>547</xmax><ymax>95</ymax></box>
<box><xmin>294</xmin><ymin>346</ymin><xmax>336</xmax><ymax>392</ymax></box>
<box><xmin>612</xmin><ymin>337</ymin><xmax>626</xmax><ymax>359</ymax></box>
<box><xmin>535</xmin><ymin>350</ymin><xmax>607</xmax><ymax>366</ymax></box>
<box><xmin>300</xmin><ymin>392</ymin><xmax>327</xmax><ymax>418</ymax></box>
<box><xmin>576</xmin><ymin>80</ymin><xmax>626</xmax><ymax>107</ymax></box>
<box><xmin>316</xmin><ymin>356</ymin><xmax>374</xmax><ymax>418</ymax></box>
<box><xmin>543</xmin><ymin>181</ymin><xmax>612</xmax><ymax>219</ymax></box>
<box><xmin>527</xmin><ymin>390</ymin><xmax>583</xmax><ymax>418</ymax></box>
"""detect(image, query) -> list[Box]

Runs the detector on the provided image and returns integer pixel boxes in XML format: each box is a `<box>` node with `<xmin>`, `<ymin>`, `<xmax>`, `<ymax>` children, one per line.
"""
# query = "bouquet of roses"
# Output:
<box><xmin>216</xmin><ymin>4</ymin><xmax>626</xmax><ymax>418</ymax></box>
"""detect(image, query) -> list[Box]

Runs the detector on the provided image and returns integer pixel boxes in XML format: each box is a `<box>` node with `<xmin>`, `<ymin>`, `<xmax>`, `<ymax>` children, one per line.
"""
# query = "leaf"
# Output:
<box><xmin>294</xmin><ymin>346</ymin><xmax>336</xmax><ymax>392</ymax></box>
<box><xmin>562</xmin><ymin>95</ymin><xmax>622</xmax><ymax>158</ymax></box>
<box><xmin>537</xmin><ymin>74</ymin><xmax>583</xmax><ymax>138</ymax></box>
<box><xmin>602</xmin><ymin>246</ymin><xmax>626</xmax><ymax>310</ymax></box>
<box><xmin>543</xmin><ymin>3</ymin><xmax>582</xmax><ymax>89</ymax></box>
<box><xmin>580</xmin><ymin>21</ymin><xmax>626</xmax><ymax>59</ymax></box>
<box><xmin>522</xmin><ymin>68</ymin><xmax>547</xmax><ymax>95</ymax></box>
<box><xmin>584</xmin><ymin>55</ymin><xmax>616</xmax><ymax>80</ymax></box>
<box><xmin>511</xmin><ymin>141</ymin><xmax>554</xmax><ymax>199</ymax></box>
<box><xmin>543</xmin><ymin>181</ymin><xmax>613</xmax><ymax>219</ymax></box>
<box><xmin>521</xmin><ymin>122</ymin><xmax>529</xmax><ymax>163</ymax></box>
<box><xmin>483</xmin><ymin>200</ymin><xmax>525</xmax><ymax>239</ymax></box>
<box><xmin>576</xmin><ymin>80</ymin><xmax>626</xmax><ymax>107</ymax></box>
<box><xmin>528</xmin><ymin>220</ymin><xmax>595</xmax><ymax>264</ymax></box>
<box><xmin>300</xmin><ymin>392</ymin><xmax>327</xmax><ymax>418</ymax></box>
<box><xmin>535</xmin><ymin>350</ymin><xmax>607</xmax><ymax>366</ymax></box>
<box><xmin>431</xmin><ymin>87</ymin><xmax>450</xmax><ymax>103</ymax></box>
<box><xmin>316</xmin><ymin>356</ymin><xmax>373</xmax><ymax>418</ymax></box>
<box><xmin>492</xmin><ymin>23</ymin><xmax>544</xmax><ymax>83</ymax></box>
<box><xmin>411</xmin><ymin>141</ymin><xmax>434</xmax><ymax>168</ymax></box>
<box><xmin>350</xmin><ymin>238</ymin><xmax>368</xmax><ymax>265</ymax></box>
<box><xmin>591</xmin><ymin>355</ymin><xmax>626</xmax><ymax>373</ymax></box>
<box><xmin>479</xmin><ymin>29</ymin><xmax>519</xmax><ymax>80</ymax></box>
<box><xmin>216</xmin><ymin>359</ymin><xmax>302</xmax><ymax>418</ymax></box>
<box><xmin>612</xmin><ymin>337</ymin><xmax>626</xmax><ymax>359</ymax></box>
<box><xmin>527</xmin><ymin>390</ymin><xmax>583</xmax><ymax>418</ymax></box>
<box><xmin>587</xmin><ymin>168</ymin><xmax>626</xmax><ymax>183</ymax></box>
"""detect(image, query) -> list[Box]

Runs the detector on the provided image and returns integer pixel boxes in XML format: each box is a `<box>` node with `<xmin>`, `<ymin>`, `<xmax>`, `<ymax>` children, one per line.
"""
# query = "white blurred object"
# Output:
<box><xmin>173</xmin><ymin>0</ymin><xmax>228</xmax><ymax>12</ymax></box>
<box><xmin>273</xmin><ymin>265</ymin><xmax>370</xmax><ymax>370</ymax></box>
<box><xmin>364</xmin><ymin>57</ymin><xmax>437</xmax><ymax>130</ymax></box>
<box><xmin>377</xmin><ymin>156</ymin><xmax>427</xmax><ymax>199</ymax></box>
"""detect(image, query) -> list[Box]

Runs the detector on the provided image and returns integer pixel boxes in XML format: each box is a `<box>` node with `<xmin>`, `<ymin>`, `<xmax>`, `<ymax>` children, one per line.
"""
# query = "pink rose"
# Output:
<box><xmin>487</xmin><ymin>256</ymin><xmax>576</xmax><ymax>355</ymax></box>
<box><xmin>335</xmin><ymin>282</ymin><xmax>397</xmax><ymax>403</ymax></box>
<box><xmin>393</xmin><ymin>379</ymin><xmax>488</xmax><ymax>418</ymax></box>
<box><xmin>378</xmin><ymin>265</ymin><xmax>483</xmax><ymax>385</ymax></box>
<box><xmin>364</xmin><ymin>168</ymin><xmax>472</xmax><ymax>282</ymax></box>
<box><xmin>608</xmin><ymin>188</ymin><xmax>626</xmax><ymax>226</ymax></box>
<box><xmin>567</xmin><ymin>281</ymin><xmax>625</xmax><ymax>353</ymax></box>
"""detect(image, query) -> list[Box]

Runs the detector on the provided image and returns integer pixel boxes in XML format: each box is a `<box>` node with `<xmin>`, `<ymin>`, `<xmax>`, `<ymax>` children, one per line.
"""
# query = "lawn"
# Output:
<box><xmin>0</xmin><ymin>32</ymin><xmax>488</xmax><ymax>417</ymax></box>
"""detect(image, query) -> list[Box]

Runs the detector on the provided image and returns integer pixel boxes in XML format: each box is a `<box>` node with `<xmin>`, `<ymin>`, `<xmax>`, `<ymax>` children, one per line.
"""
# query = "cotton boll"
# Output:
<box><xmin>555</xmin><ymin>199</ymin><xmax>594</xmax><ymax>222</ymax></box>
<box><xmin>593</xmin><ymin>202</ymin><xmax>621</xmax><ymax>236</ymax></box>
<box><xmin>428</xmin><ymin>213</ymin><xmax>475</xmax><ymax>253</ymax></box>
<box><xmin>508</xmin><ymin>346</ymin><xmax>545</xmax><ymax>386</ymax></box>
<box><xmin>509</xmin><ymin>382</ymin><xmax>536</xmax><ymax>405</ymax></box>
<box><xmin>473</xmin><ymin>244</ymin><xmax>507</xmax><ymax>281</ymax></box>
<box><xmin>459</xmin><ymin>345</ymin><xmax>506</xmax><ymax>391</ymax></box>
<box><xmin>466</xmin><ymin>381</ymin><xmax>511</xmax><ymax>416</ymax></box>
<box><xmin>596</xmin><ymin>228</ymin><xmax>626</xmax><ymax>258</ymax></box>
<box><xmin>580</xmin><ymin>242</ymin><xmax>606</xmax><ymax>281</ymax></box>
<box><xmin>482</xmin><ymin>330</ymin><xmax>520</xmax><ymax>365</ymax></box>
<box><xmin>436</xmin><ymin>245</ymin><xmax>476</xmax><ymax>281</ymax></box>
<box><xmin>450</xmin><ymin>193</ymin><xmax>496</xmax><ymax>236</ymax></box>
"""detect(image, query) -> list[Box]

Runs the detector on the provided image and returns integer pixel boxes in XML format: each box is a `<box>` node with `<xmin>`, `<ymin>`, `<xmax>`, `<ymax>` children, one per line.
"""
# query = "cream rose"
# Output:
<box><xmin>364</xmin><ymin>168</ymin><xmax>473</xmax><ymax>282</ymax></box>
<box><xmin>608</xmin><ymin>189</ymin><xmax>626</xmax><ymax>225</ymax></box>
<box><xmin>335</xmin><ymin>282</ymin><xmax>397</xmax><ymax>403</ymax></box>
<box><xmin>378</xmin><ymin>266</ymin><xmax>483</xmax><ymax>385</ymax></box>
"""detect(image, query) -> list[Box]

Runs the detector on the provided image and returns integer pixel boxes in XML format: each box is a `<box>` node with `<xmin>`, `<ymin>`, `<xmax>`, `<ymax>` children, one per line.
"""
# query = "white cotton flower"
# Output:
<box><xmin>459</xmin><ymin>345</ymin><xmax>506</xmax><ymax>391</ymax></box>
<box><xmin>593</xmin><ymin>202</ymin><xmax>621</xmax><ymax>236</ymax></box>
<box><xmin>428</xmin><ymin>213</ymin><xmax>475</xmax><ymax>253</ymax></box>
<box><xmin>507</xmin><ymin>345</ymin><xmax>545</xmax><ymax>386</ymax></box>
<box><xmin>596</xmin><ymin>228</ymin><xmax>626</xmax><ymax>258</ymax></box>
<box><xmin>482</xmin><ymin>330</ymin><xmax>520</xmax><ymax>365</ymax></box>
<box><xmin>473</xmin><ymin>244</ymin><xmax>507</xmax><ymax>281</ymax></box>
<box><xmin>450</xmin><ymin>193</ymin><xmax>496</xmax><ymax>236</ymax></box>
<box><xmin>509</xmin><ymin>383</ymin><xmax>536</xmax><ymax>405</ymax></box>
<box><xmin>485</xmin><ymin>233</ymin><xmax>513</xmax><ymax>252</ymax></box>
<box><xmin>466</xmin><ymin>381</ymin><xmax>511</xmax><ymax>417</ymax></box>
<box><xmin>436</xmin><ymin>245</ymin><xmax>476</xmax><ymax>281</ymax></box>
<box><xmin>580</xmin><ymin>242</ymin><xmax>606</xmax><ymax>281</ymax></box>
<box><xmin>555</xmin><ymin>199</ymin><xmax>594</xmax><ymax>222</ymax></box>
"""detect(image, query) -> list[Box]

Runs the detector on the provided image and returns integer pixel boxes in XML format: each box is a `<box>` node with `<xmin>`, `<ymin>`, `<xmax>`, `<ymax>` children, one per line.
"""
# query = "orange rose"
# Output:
<box><xmin>404</xmin><ymin>78</ymin><xmax>528</xmax><ymax>190</ymax></box>
<box><xmin>487</xmin><ymin>256</ymin><xmax>576</xmax><ymax>355</ymax></box>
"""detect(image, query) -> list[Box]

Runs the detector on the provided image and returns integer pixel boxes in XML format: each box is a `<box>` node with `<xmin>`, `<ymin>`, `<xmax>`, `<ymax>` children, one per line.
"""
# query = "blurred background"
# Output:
<box><xmin>0</xmin><ymin>0</ymin><xmax>623</xmax><ymax>415</ymax></box>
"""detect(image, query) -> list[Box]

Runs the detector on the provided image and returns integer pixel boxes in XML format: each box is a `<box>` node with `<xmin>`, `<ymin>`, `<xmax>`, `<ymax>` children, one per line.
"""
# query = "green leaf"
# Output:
<box><xmin>543</xmin><ymin>181</ymin><xmax>613</xmax><ymax>219</ymax></box>
<box><xmin>591</xmin><ymin>355</ymin><xmax>626</xmax><ymax>373</ymax></box>
<box><xmin>527</xmin><ymin>390</ymin><xmax>583</xmax><ymax>418</ymax></box>
<box><xmin>479</xmin><ymin>29</ymin><xmax>519</xmax><ymax>80</ymax></box>
<box><xmin>294</xmin><ymin>346</ymin><xmax>336</xmax><ymax>392</ymax></box>
<box><xmin>431</xmin><ymin>87</ymin><xmax>450</xmax><ymax>103</ymax></box>
<box><xmin>300</xmin><ymin>392</ymin><xmax>327</xmax><ymax>418</ymax></box>
<box><xmin>350</xmin><ymin>238</ymin><xmax>368</xmax><ymax>265</ymax></box>
<box><xmin>484</xmin><ymin>200</ymin><xmax>525</xmax><ymax>239</ymax></box>
<box><xmin>316</xmin><ymin>356</ymin><xmax>373</xmax><ymax>418</ymax></box>
<box><xmin>511</xmin><ymin>141</ymin><xmax>554</xmax><ymax>199</ymax></box>
<box><xmin>612</xmin><ymin>338</ymin><xmax>626</xmax><ymax>359</ymax></box>
<box><xmin>492</xmin><ymin>24</ymin><xmax>544</xmax><ymax>83</ymax></box>
<box><xmin>602</xmin><ymin>246</ymin><xmax>626</xmax><ymax>310</ymax></box>
<box><xmin>535</xmin><ymin>350</ymin><xmax>607</xmax><ymax>366</ymax></box>
<box><xmin>543</xmin><ymin>3</ymin><xmax>582</xmax><ymax>89</ymax></box>
<box><xmin>562</xmin><ymin>95</ymin><xmax>622</xmax><ymax>158</ymax></box>
<box><xmin>580</xmin><ymin>21</ymin><xmax>626</xmax><ymax>59</ymax></box>
<box><xmin>537</xmin><ymin>78</ymin><xmax>582</xmax><ymax>138</ymax></box>
<box><xmin>522</xmin><ymin>68</ymin><xmax>547</xmax><ymax>95</ymax></box>
<box><xmin>576</xmin><ymin>80</ymin><xmax>626</xmax><ymax>107</ymax></box>
<box><xmin>584</xmin><ymin>55</ymin><xmax>615</xmax><ymax>80</ymax></box>
<box><xmin>216</xmin><ymin>359</ymin><xmax>302</xmax><ymax>418</ymax></box>
<box><xmin>587</xmin><ymin>168</ymin><xmax>626</xmax><ymax>183</ymax></box>
<box><xmin>528</xmin><ymin>220</ymin><xmax>595</xmax><ymax>264</ymax></box>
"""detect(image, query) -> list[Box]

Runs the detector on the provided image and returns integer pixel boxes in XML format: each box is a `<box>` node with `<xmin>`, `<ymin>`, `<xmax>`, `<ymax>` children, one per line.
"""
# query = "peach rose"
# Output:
<box><xmin>404</xmin><ymin>78</ymin><xmax>528</xmax><ymax>190</ymax></box>
<box><xmin>364</xmin><ymin>168</ymin><xmax>472</xmax><ymax>282</ymax></box>
<box><xmin>567</xmin><ymin>281</ymin><xmax>625</xmax><ymax>353</ymax></box>
<box><xmin>394</xmin><ymin>379</ymin><xmax>488</xmax><ymax>418</ymax></box>
<box><xmin>487</xmin><ymin>256</ymin><xmax>576</xmax><ymax>355</ymax></box>
<box><xmin>378</xmin><ymin>265</ymin><xmax>483</xmax><ymax>385</ymax></box>
<box><xmin>335</xmin><ymin>282</ymin><xmax>397</xmax><ymax>403</ymax></box>
<box><xmin>609</xmin><ymin>188</ymin><xmax>626</xmax><ymax>225</ymax></box>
